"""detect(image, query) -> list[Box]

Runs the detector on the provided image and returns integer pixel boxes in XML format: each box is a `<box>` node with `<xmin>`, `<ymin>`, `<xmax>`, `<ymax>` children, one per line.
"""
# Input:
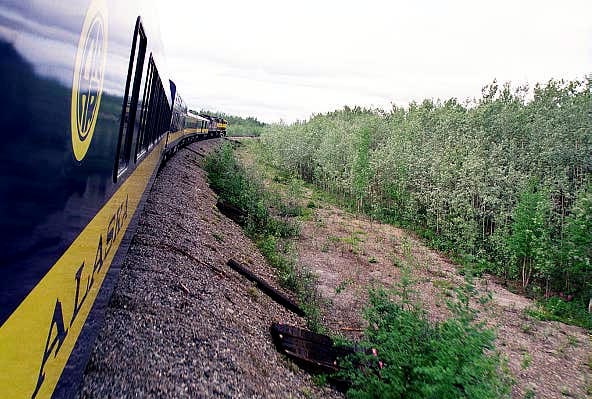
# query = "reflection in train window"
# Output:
<box><xmin>135</xmin><ymin>54</ymin><xmax>154</xmax><ymax>160</ymax></box>
<box><xmin>135</xmin><ymin>56</ymin><xmax>171</xmax><ymax>161</ymax></box>
<box><xmin>114</xmin><ymin>17</ymin><xmax>147</xmax><ymax>181</ymax></box>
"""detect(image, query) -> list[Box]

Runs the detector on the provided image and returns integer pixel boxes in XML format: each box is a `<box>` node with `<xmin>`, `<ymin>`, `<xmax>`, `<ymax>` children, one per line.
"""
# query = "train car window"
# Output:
<box><xmin>150</xmin><ymin>80</ymin><xmax>163</xmax><ymax>147</ymax></box>
<box><xmin>145</xmin><ymin>80</ymin><xmax>159</xmax><ymax>150</ymax></box>
<box><xmin>162</xmin><ymin>96</ymin><xmax>171</xmax><ymax>141</ymax></box>
<box><xmin>135</xmin><ymin>54</ymin><xmax>154</xmax><ymax>160</ymax></box>
<box><xmin>163</xmin><ymin>102</ymin><xmax>171</xmax><ymax>140</ymax></box>
<box><xmin>114</xmin><ymin>17</ymin><xmax>147</xmax><ymax>182</ymax></box>
<box><xmin>135</xmin><ymin>56</ymin><xmax>157</xmax><ymax>159</ymax></box>
<box><xmin>157</xmin><ymin>88</ymin><xmax>165</xmax><ymax>143</ymax></box>
<box><xmin>150</xmin><ymin>89</ymin><xmax>161</xmax><ymax>150</ymax></box>
<box><xmin>135</xmin><ymin>55</ymin><xmax>171</xmax><ymax>161</ymax></box>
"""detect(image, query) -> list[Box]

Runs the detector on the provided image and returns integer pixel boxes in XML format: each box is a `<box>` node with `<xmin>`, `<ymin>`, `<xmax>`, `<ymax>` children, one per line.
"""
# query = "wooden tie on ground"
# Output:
<box><xmin>270</xmin><ymin>323</ymin><xmax>358</xmax><ymax>393</ymax></box>
<box><xmin>227</xmin><ymin>259</ymin><xmax>305</xmax><ymax>316</ymax></box>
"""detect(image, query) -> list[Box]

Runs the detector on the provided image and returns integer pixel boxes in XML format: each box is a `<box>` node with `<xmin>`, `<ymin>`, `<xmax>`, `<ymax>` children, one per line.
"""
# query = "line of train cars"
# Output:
<box><xmin>0</xmin><ymin>1</ymin><xmax>225</xmax><ymax>398</ymax></box>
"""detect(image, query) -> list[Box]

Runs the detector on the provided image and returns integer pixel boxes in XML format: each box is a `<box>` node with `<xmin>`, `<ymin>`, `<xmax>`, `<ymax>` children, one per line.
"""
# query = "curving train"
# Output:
<box><xmin>0</xmin><ymin>1</ymin><xmax>225</xmax><ymax>397</ymax></box>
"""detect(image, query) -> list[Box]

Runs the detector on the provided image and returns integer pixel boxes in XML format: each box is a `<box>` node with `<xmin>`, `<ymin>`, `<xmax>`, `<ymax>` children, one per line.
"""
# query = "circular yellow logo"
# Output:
<box><xmin>71</xmin><ymin>0</ymin><xmax>108</xmax><ymax>161</ymax></box>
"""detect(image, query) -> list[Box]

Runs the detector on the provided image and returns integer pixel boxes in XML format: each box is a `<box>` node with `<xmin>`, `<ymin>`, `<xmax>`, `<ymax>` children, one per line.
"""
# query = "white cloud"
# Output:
<box><xmin>159</xmin><ymin>0</ymin><xmax>592</xmax><ymax>123</ymax></box>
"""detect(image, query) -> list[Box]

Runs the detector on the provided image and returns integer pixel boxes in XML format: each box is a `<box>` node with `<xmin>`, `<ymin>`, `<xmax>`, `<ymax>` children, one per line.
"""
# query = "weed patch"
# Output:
<box><xmin>525</xmin><ymin>298</ymin><xmax>592</xmax><ymax>331</ymax></box>
<box><xmin>337</xmin><ymin>277</ymin><xmax>512</xmax><ymax>398</ymax></box>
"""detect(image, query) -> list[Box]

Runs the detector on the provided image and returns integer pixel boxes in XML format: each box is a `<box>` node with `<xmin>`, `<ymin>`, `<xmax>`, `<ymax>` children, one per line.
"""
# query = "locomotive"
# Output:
<box><xmin>0</xmin><ymin>1</ymin><xmax>224</xmax><ymax>397</ymax></box>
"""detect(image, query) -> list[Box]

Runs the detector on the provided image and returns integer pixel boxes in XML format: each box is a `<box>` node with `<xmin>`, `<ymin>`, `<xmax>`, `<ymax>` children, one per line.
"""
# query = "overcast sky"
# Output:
<box><xmin>159</xmin><ymin>0</ymin><xmax>591</xmax><ymax>123</ymax></box>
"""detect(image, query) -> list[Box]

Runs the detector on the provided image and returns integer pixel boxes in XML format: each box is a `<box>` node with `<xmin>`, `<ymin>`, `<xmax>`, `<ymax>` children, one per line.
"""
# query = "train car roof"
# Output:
<box><xmin>187</xmin><ymin>113</ymin><xmax>209</xmax><ymax>122</ymax></box>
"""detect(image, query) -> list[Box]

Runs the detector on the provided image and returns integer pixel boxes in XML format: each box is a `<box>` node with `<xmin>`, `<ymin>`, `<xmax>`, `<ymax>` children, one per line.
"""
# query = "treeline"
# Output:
<box><xmin>199</xmin><ymin>110</ymin><xmax>266</xmax><ymax>136</ymax></box>
<box><xmin>260</xmin><ymin>79</ymin><xmax>592</xmax><ymax>309</ymax></box>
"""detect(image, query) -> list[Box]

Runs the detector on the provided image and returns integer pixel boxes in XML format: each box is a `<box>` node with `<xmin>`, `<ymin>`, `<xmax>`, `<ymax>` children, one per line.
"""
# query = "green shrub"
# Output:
<box><xmin>205</xmin><ymin>143</ymin><xmax>269</xmax><ymax>233</ymax></box>
<box><xmin>526</xmin><ymin>297</ymin><xmax>592</xmax><ymax>330</ymax></box>
<box><xmin>338</xmin><ymin>288</ymin><xmax>511</xmax><ymax>398</ymax></box>
<box><xmin>205</xmin><ymin>144</ymin><xmax>300</xmax><ymax>238</ymax></box>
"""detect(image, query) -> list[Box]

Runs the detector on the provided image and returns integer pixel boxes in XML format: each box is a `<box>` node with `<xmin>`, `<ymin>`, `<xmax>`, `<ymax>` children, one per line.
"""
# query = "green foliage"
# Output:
<box><xmin>525</xmin><ymin>297</ymin><xmax>592</xmax><ymax>330</ymax></box>
<box><xmin>562</xmin><ymin>184</ymin><xmax>592</xmax><ymax>295</ymax></box>
<box><xmin>335</xmin><ymin>278</ymin><xmax>353</xmax><ymax>294</ymax></box>
<box><xmin>205</xmin><ymin>143</ymin><xmax>267</xmax><ymax>232</ymax></box>
<box><xmin>205</xmin><ymin>143</ymin><xmax>299</xmax><ymax>239</ymax></box>
<box><xmin>521</xmin><ymin>352</ymin><xmax>532</xmax><ymax>369</ymax></box>
<box><xmin>506</xmin><ymin>183</ymin><xmax>552</xmax><ymax>289</ymax></box>
<box><xmin>312</xmin><ymin>373</ymin><xmax>328</xmax><ymax>387</ymax></box>
<box><xmin>256</xmin><ymin>235</ymin><xmax>298</xmax><ymax>290</ymax></box>
<box><xmin>337</xmin><ymin>286</ymin><xmax>511</xmax><ymax>399</ymax></box>
<box><xmin>353</xmin><ymin>127</ymin><xmax>372</xmax><ymax>211</ymax></box>
<box><xmin>259</xmin><ymin>78</ymin><xmax>592</xmax><ymax>315</ymax></box>
<box><xmin>205</xmin><ymin>144</ymin><xmax>322</xmax><ymax>331</ymax></box>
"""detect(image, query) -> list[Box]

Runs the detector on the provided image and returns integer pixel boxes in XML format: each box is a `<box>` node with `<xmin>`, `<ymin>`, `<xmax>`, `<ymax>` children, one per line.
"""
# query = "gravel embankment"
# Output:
<box><xmin>78</xmin><ymin>138</ymin><xmax>341</xmax><ymax>399</ymax></box>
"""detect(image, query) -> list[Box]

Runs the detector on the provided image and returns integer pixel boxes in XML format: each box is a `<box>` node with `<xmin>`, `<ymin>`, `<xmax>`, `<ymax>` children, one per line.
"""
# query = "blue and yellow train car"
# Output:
<box><xmin>199</xmin><ymin>113</ymin><xmax>228</xmax><ymax>137</ymax></box>
<box><xmin>216</xmin><ymin>118</ymin><xmax>228</xmax><ymax>135</ymax></box>
<box><xmin>182</xmin><ymin>111</ymin><xmax>210</xmax><ymax>136</ymax></box>
<box><xmin>0</xmin><ymin>1</ymin><xmax>215</xmax><ymax>397</ymax></box>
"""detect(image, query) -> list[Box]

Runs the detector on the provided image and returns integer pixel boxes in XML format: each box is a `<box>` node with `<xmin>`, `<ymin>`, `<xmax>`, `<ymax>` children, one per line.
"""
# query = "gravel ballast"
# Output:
<box><xmin>78</xmin><ymin>139</ymin><xmax>341</xmax><ymax>399</ymax></box>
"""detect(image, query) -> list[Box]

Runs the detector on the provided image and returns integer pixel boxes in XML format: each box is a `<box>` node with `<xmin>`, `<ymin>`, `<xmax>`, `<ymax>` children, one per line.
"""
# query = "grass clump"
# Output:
<box><xmin>337</xmin><ymin>278</ymin><xmax>511</xmax><ymax>399</ymax></box>
<box><xmin>521</xmin><ymin>352</ymin><xmax>532</xmax><ymax>369</ymax></box>
<box><xmin>335</xmin><ymin>278</ymin><xmax>353</xmax><ymax>294</ymax></box>
<box><xmin>525</xmin><ymin>297</ymin><xmax>592</xmax><ymax>331</ymax></box>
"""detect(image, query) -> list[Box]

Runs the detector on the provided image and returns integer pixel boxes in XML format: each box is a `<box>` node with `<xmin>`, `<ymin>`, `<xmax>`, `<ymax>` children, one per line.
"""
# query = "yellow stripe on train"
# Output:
<box><xmin>167</xmin><ymin>128</ymin><xmax>209</xmax><ymax>146</ymax></box>
<box><xmin>0</xmin><ymin>140</ymin><xmax>164</xmax><ymax>399</ymax></box>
